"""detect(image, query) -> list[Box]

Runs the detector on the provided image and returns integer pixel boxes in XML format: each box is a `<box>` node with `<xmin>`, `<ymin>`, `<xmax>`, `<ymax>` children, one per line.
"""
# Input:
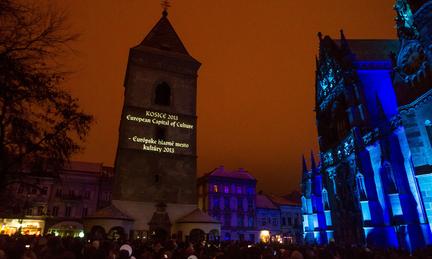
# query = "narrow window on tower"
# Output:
<box><xmin>155</xmin><ymin>82</ymin><xmax>171</xmax><ymax>106</ymax></box>
<box><xmin>425</xmin><ymin>120</ymin><xmax>432</xmax><ymax>146</ymax></box>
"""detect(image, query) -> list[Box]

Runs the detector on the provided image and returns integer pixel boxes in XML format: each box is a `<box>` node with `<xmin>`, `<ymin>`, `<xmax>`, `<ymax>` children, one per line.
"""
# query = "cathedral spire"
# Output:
<box><xmin>302</xmin><ymin>155</ymin><xmax>308</xmax><ymax>173</ymax></box>
<box><xmin>310</xmin><ymin>150</ymin><xmax>318</xmax><ymax>175</ymax></box>
<box><xmin>302</xmin><ymin>155</ymin><xmax>309</xmax><ymax>181</ymax></box>
<box><xmin>340</xmin><ymin>29</ymin><xmax>349</xmax><ymax>50</ymax></box>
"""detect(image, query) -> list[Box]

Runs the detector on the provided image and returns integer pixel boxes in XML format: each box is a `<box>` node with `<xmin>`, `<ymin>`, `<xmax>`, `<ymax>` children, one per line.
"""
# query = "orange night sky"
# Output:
<box><xmin>56</xmin><ymin>0</ymin><xmax>397</xmax><ymax>194</ymax></box>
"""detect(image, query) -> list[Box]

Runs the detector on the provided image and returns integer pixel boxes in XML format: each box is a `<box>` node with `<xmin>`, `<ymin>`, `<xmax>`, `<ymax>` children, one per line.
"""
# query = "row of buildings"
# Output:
<box><xmin>4</xmin><ymin>162</ymin><xmax>302</xmax><ymax>243</ymax></box>
<box><xmin>301</xmin><ymin>0</ymin><xmax>432</xmax><ymax>251</ymax></box>
<box><xmin>2</xmin><ymin>162</ymin><xmax>114</xmax><ymax>237</ymax></box>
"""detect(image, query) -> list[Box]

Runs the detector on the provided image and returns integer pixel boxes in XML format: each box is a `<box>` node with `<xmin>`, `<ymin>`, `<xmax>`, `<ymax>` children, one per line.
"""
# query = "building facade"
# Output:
<box><xmin>197</xmin><ymin>166</ymin><xmax>257</xmax><ymax>242</ymax></box>
<box><xmin>393</xmin><ymin>0</ymin><xmax>432</xmax><ymax>231</ymax></box>
<box><xmin>5</xmin><ymin>161</ymin><xmax>113</xmax><ymax>236</ymax></box>
<box><xmin>268</xmin><ymin>195</ymin><xmax>303</xmax><ymax>244</ymax></box>
<box><xmin>256</xmin><ymin>194</ymin><xmax>281</xmax><ymax>242</ymax></box>
<box><xmin>302</xmin><ymin>0</ymin><xmax>432</xmax><ymax>250</ymax></box>
<box><xmin>198</xmin><ymin>166</ymin><xmax>302</xmax><ymax>243</ymax></box>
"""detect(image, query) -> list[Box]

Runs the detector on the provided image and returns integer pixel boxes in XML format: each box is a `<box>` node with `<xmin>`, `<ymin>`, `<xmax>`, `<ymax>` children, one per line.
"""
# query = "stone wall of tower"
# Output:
<box><xmin>113</xmin><ymin>15</ymin><xmax>201</xmax><ymax>208</ymax></box>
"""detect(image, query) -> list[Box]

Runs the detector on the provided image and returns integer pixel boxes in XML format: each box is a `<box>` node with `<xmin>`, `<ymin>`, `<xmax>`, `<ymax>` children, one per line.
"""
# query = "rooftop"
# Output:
<box><xmin>61</xmin><ymin>161</ymin><xmax>114</xmax><ymax>175</ymax></box>
<box><xmin>256</xmin><ymin>194</ymin><xmax>278</xmax><ymax>209</ymax></box>
<box><xmin>268</xmin><ymin>194</ymin><xmax>301</xmax><ymax>206</ymax></box>
<box><xmin>205</xmin><ymin>166</ymin><xmax>256</xmax><ymax>181</ymax></box>
<box><xmin>86</xmin><ymin>205</ymin><xmax>133</xmax><ymax>221</ymax></box>
<box><xmin>134</xmin><ymin>14</ymin><xmax>189</xmax><ymax>55</ymax></box>
<box><xmin>176</xmin><ymin>209</ymin><xmax>220</xmax><ymax>224</ymax></box>
<box><xmin>335</xmin><ymin>39</ymin><xmax>399</xmax><ymax>61</ymax></box>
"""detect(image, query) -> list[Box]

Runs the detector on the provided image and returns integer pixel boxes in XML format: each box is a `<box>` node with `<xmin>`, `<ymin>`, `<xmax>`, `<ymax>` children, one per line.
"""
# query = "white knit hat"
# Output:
<box><xmin>120</xmin><ymin>244</ymin><xmax>133</xmax><ymax>257</ymax></box>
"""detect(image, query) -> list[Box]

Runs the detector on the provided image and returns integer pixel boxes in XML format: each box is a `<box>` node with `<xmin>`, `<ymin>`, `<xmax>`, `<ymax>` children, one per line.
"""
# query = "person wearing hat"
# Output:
<box><xmin>119</xmin><ymin>244</ymin><xmax>135</xmax><ymax>259</ymax></box>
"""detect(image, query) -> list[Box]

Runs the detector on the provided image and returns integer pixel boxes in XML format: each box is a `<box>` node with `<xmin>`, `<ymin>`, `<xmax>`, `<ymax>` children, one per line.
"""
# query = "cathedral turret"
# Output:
<box><xmin>310</xmin><ymin>151</ymin><xmax>317</xmax><ymax>175</ymax></box>
<box><xmin>301</xmin><ymin>155</ymin><xmax>311</xmax><ymax>195</ymax></box>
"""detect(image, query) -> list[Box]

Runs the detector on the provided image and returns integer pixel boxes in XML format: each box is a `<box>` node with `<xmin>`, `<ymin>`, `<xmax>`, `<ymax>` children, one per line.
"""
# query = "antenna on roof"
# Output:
<box><xmin>161</xmin><ymin>0</ymin><xmax>171</xmax><ymax>17</ymax></box>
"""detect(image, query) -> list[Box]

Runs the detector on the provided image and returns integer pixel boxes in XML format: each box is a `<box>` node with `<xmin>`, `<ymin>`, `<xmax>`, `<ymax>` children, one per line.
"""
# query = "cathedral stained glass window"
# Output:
<box><xmin>426</xmin><ymin>120</ymin><xmax>432</xmax><ymax>146</ymax></box>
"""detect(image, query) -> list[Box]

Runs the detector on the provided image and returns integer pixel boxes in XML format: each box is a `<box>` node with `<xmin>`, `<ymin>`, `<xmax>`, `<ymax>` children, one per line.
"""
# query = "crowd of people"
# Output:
<box><xmin>0</xmin><ymin>235</ymin><xmax>431</xmax><ymax>259</ymax></box>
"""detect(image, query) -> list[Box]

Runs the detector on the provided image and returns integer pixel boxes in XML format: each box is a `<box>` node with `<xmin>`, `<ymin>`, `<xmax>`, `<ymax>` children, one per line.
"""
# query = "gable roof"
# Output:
<box><xmin>256</xmin><ymin>194</ymin><xmax>278</xmax><ymax>209</ymax></box>
<box><xmin>86</xmin><ymin>205</ymin><xmax>133</xmax><ymax>221</ymax></box>
<box><xmin>268</xmin><ymin>194</ymin><xmax>300</xmax><ymax>206</ymax></box>
<box><xmin>176</xmin><ymin>209</ymin><xmax>220</xmax><ymax>224</ymax></box>
<box><xmin>136</xmin><ymin>14</ymin><xmax>189</xmax><ymax>55</ymax></box>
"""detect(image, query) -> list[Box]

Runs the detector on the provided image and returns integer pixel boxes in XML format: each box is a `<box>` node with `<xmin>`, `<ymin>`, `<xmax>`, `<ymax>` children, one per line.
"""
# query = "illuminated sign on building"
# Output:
<box><xmin>120</xmin><ymin>108</ymin><xmax>195</xmax><ymax>156</ymax></box>
<box><xmin>125</xmin><ymin>111</ymin><xmax>194</xmax><ymax>130</ymax></box>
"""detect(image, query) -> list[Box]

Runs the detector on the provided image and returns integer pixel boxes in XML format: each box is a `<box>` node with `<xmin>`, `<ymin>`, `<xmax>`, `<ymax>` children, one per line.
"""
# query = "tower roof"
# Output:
<box><xmin>136</xmin><ymin>14</ymin><xmax>189</xmax><ymax>55</ymax></box>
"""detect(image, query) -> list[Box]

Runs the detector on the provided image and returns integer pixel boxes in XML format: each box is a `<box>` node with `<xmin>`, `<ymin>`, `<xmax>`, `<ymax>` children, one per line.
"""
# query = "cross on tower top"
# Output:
<box><xmin>161</xmin><ymin>0</ymin><xmax>171</xmax><ymax>16</ymax></box>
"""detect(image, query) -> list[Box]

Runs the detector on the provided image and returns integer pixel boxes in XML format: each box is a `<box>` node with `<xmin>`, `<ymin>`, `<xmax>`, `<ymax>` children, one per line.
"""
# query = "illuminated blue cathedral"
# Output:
<box><xmin>301</xmin><ymin>0</ymin><xmax>432</xmax><ymax>251</ymax></box>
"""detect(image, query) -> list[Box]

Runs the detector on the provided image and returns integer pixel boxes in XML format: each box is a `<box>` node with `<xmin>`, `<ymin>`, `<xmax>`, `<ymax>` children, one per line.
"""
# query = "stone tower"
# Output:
<box><xmin>112</xmin><ymin>11</ymin><xmax>201</xmax><ymax>234</ymax></box>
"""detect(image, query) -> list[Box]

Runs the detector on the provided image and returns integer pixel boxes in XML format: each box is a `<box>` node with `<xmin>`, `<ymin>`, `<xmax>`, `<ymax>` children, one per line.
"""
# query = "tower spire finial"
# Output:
<box><xmin>161</xmin><ymin>0</ymin><xmax>171</xmax><ymax>17</ymax></box>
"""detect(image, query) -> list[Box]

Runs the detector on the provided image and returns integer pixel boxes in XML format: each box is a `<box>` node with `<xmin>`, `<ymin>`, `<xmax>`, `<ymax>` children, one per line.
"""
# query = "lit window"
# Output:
<box><xmin>37</xmin><ymin>206</ymin><xmax>44</xmax><ymax>216</ymax></box>
<box><xmin>237</xmin><ymin>198</ymin><xmax>243</xmax><ymax>210</ymax></box>
<box><xmin>360</xmin><ymin>201</ymin><xmax>371</xmax><ymax>221</ymax></box>
<box><xmin>426</xmin><ymin>120</ymin><xmax>432</xmax><ymax>146</ymax></box>
<box><xmin>236</xmin><ymin>186</ymin><xmax>242</xmax><ymax>194</ymax></box>
<box><xmin>52</xmin><ymin>206</ymin><xmax>59</xmax><ymax>216</ymax></box>
<box><xmin>224</xmin><ymin>232</ymin><xmax>231</xmax><ymax>241</ymax></box>
<box><xmin>224</xmin><ymin>214</ymin><xmax>231</xmax><ymax>226</ymax></box>
<box><xmin>238</xmin><ymin>215</ymin><xmax>244</xmax><ymax>227</ymax></box>
<box><xmin>212</xmin><ymin>198</ymin><xmax>220</xmax><ymax>210</ymax></box>
<box><xmin>41</xmin><ymin>187</ymin><xmax>48</xmax><ymax>195</ymax></box>
<box><xmin>248</xmin><ymin>216</ymin><xmax>254</xmax><ymax>227</ymax></box>
<box><xmin>224</xmin><ymin>186</ymin><xmax>229</xmax><ymax>193</ymax></box>
<box><xmin>356</xmin><ymin>173</ymin><xmax>368</xmax><ymax>200</ymax></box>
<box><xmin>322</xmin><ymin>188</ymin><xmax>330</xmax><ymax>208</ymax></box>
<box><xmin>65</xmin><ymin>206</ymin><xmax>72</xmax><ymax>217</ymax></box>
<box><xmin>247</xmin><ymin>187</ymin><xmax>254</xmax><ymax>195</ymax></box>
<box><xmin>301</xmin><ymin>196</ymin><xmax>307</xmax><ymax>212</ymax></box>
<box><xmin>383</xmin><ymin>162</ymin><xmax>398</xmax><ymax>193</ymax></box>
<box><xmin>84</xmin><ymin>191</ymin><xmax>90</xmax><ymax>199</ymax></box>
<box><xmin>389</xmin><ymin>194</ymin><xmax>402</xmax><ymax>216</ymax></box>
<box><xmin>155</xmin><ymin>82</ymin><xmax>171</xmax><ymax>106</ymax></box>
<box><xmin>248</xmin><ymin>199</ymin><xmax>253</xmax><ymax>209</ymax></box>
<box><xmin>224</xmin><ymin>197</ymin><xmax>230</xmax><ymax>209</ymax></box>
<box><xmin>213</xmin><ymin>185</ymin><xmax>218</xmax><ymax>193</ymax></box>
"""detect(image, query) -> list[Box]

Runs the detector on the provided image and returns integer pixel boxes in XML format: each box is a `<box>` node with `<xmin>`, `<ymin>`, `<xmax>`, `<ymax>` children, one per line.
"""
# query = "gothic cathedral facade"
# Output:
<box><xmin>302</xmin><ymin>0</ymin><xmax>432</xmax><ymax>251</ymax></box>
